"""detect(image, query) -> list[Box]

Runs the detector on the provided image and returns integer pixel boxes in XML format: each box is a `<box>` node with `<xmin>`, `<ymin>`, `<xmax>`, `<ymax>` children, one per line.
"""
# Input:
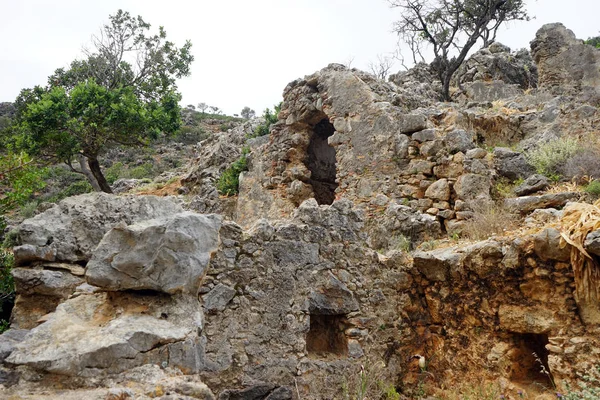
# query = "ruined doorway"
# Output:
<box><xmin>305</xmin><ymin>118</ymin><xmax>338</xmax><ymax>205</ymax></box>
<box><xmin>306</xmin><ymin>314</ymin><xmax>348</xmax><ymax>357</ymax></box>
<box><xmin>509</xmin><ymin>333</ymin><xmax>554</xmax><ymax>388</ymax></box>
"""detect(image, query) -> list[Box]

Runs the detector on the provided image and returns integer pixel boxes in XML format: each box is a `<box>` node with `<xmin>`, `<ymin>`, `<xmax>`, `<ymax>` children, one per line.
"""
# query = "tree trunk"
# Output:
<box><xmin>87</xmin><ymin>156</ymin><xmax>113</xmax><ymax>193</ymax></box>
<box><xmin>442</xmin><ymin>76</ymin><xmax>451</xmax><ymax>102</ymax></box>
<box><xmin>77</xmin><ymin>154</ymin><xmax>102</xmax><ymax>192</ymax></box>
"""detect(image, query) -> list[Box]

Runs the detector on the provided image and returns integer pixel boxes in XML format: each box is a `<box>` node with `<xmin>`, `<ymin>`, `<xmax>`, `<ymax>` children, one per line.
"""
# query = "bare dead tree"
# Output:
<box><xmin>389</xmin><ymin>0</ymin><xmax>529</xmax><ymax>100</ymax></box>
<box><xmin>368</xmin><ymin>54</ymin><xmax>395</xmax><ymax>79</ymax></box>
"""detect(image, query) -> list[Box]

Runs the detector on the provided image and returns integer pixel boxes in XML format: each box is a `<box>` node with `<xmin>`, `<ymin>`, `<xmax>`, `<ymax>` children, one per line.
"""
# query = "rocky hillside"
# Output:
<box><xmin>2</xmin><ymin>23</ymin><xmax>600</xmax><ymax>400</ymax></box>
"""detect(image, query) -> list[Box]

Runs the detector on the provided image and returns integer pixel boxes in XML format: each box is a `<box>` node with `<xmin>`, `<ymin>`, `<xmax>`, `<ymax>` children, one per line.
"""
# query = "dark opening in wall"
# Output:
<box><xmin>509</xmin><ymin>333</ymin><xmax>554</xmax><ymax>387</ymax></box>
<box><xmin>305</xmin><ymin>118</ymin><xmax>338</xmax><ymax>205</ymax></box>
<box><xmin>0</xmin><ymin>296</ymin><xmax>14</xmax><ymax>325</ymax></box>
<box><xmin>306</xmin><ymin>314</ymin><xmax>347</xmax><ymax>357</ymax></box>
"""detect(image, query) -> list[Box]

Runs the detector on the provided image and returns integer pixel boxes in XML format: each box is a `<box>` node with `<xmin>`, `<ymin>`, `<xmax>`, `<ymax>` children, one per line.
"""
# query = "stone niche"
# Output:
<box><xmin>306</xmin><ymin>314</ymin><xmax>348</xmax><ymax>357</ymax></box>
<box><xmin>508</xmin><ymin>333</ymin><xmax>554</xmax><ymax>387</ymax></box>
<box><xmin>305</xmin><ymin>118</ymin><xmax>338</xmax><ymax>205</ymax></box>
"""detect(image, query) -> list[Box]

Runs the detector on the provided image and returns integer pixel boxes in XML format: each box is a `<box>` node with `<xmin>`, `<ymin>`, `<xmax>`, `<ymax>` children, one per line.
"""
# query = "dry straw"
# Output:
<box><xmin>558</xmin><ymin>200</ymin><xmax>600</xmax><ymax>304</ymax></box>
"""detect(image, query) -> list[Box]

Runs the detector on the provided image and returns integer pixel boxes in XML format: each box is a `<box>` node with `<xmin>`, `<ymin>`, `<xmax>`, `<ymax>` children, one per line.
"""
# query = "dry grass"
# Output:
<box><xmin>558</xmin><ymin>200</ymin><xmax>600</xmax><ymax>304</ymax></box>
<box><xmin>461</xmin><ymin>201</ymin><xmax>520</xmax><ymax>240</ymax></box>
<box><xmin>134</xmin><ymin>179</ymin><xmax>181</xmax><ymax>196</ymax></box>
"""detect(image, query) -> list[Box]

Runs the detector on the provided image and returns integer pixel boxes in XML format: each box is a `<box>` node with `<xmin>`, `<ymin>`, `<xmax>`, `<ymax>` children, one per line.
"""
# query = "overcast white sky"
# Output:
<box><xmin>1</xmin><ymin>1</ymin><xmax>599</xmax><ymax>115</ymax></box>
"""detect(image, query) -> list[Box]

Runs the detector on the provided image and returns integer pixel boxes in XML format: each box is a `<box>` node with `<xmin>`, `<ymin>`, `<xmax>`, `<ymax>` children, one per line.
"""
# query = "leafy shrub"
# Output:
<box><xmin>2</xmin><ymin>229</ymin><xmax>19</xmax><ymax>249</ymax></box>
<box><xmin>561</xmin><ymin>149</ymin><xmax>600</xmax><ymax>182</ymax></box>
<box><xmin>525</xmin><ymin>137</ymin><xmax>582</xmax><ymax>180</ymax></box>
<box><xmin>585</xmin><ymin>180</ymin><xmax>600</xmax><ymax>196</ymax></box>
<box><xmin>0</xmin><ymin>249</ymin><xmax>14</xmax><ymax>333</ymax></box>
<box><xmin>62</xmin><ymin>180</ymin><xmax>93</xmax><ymax>197</ymax></box>
<box><xmin>19</xmin><ymin>200</ymin><xmax>38</xmax><ymax>219</ymax></box>
<box><xmin>104</xmin><ymin>162</ymin><xmax>125</xmax><ymax>184</ymax></box>
<box><xmin>127</xmin><ymin>163</ymin><xmax>155</xmax><ymax>180</ymax></box>
<box><xmin>171</xmin><ymin>126</ymin><xmax>208</xmax><ymax>144</ymax></box>
<box><xmin>216</xmin><ymin>148</ymin><xmax>249</xmax><ymax>196</ymax></box>
<box><xmin>585</xmin><ymin>36</ymin><xmax>600</xmax><ymax>49</ymax></box>
<box><xmin>249</xmin><ymin>103</ymin><xmax>282</xmax><ymax>138</ymax></box>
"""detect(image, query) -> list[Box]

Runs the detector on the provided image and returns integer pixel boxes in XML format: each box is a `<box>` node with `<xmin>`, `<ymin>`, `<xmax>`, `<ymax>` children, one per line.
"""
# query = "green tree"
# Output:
<box><xmin>389</xmin><ymin>0</ymin><xmax>529</xmax><ymax>100</ymax></box>
<box><xmin>12</xmin><ymin>10</ymin><xmax>193</xmax><ymax>193</ymax></box>
<box><xmin>0</xmin><ymin>151</ymin><xmax>46</xmax><ymax>212</ymax></box>
<box><xmin>586</xmin><ymin>35</ymin><xmax>600</xmax><ymax>49</ymax></box>
<box><xmin>240</xmin><ymin>106</ymin><xmax>256</xmax><ymax>119</ymax></box>
<box><xmin>14</xmin><ymin>81</ymin><xmax>179</xmax><ymax>192</ymax></box>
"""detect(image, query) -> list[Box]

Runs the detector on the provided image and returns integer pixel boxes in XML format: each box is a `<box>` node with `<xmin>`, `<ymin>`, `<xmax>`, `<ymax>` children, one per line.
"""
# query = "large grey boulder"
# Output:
<box><xmin>584</xmin><ymin>230</ymin><xmax>600</xmax><ymax>256</ymax></box>
<box><xmin>12</xmin><ymin>268</ymin><xmax>84</xmax><ymax>297</ymax></box>
<box><xmin>443</xmin><ymin>129</ymin><xmax>475</xmax><ymax>154</ymax></box>
<box><xmin>456</xmin><ymin>43</ymin><xmax>537</xmax><ymax>90</ymax></box>
<box><xmin>14</xmin><ymin>193</ymin><xmax>184</xmax><ymax>265</ymax></box>
<box><xmin>0</xmin><ymin>329</ymin><xmax>29</xmax><ymax>362</ymax></box>
<box><xmin>531</xmin><ymin>23</ymin><xmax>600</xmax><ymax>100</ymax></box>
<box><xmin>413</xmin><ymin>247</ymin><xmax>462</xmax><ymax>282</ymax></box>
<box><xmin>505</xmin><ymin>192</ymin><xmax>579</xmax><ymax>214</ymax></box>
<box><xmin>493</xmin><ymin>147</ymin><xmax>535</xmax><ymax>180</ymax></box>
<box><xmin>6</xmin><ymin>292</ymin><xmax>204</xmax><ymax>376</ymax></box>
<box><xmin>86</xmin><ymin>212</ymin><xmax>221</xmax><ymax>295</ymax></box>
<box><xmin>454</xmin><ymin>173</ymin><xmax>491</xmax><ymax>201</ymax></box>
<box><xmin>514</xmin><ymin>174</ymin><xmax>550</xmax><ymax>196</ymax></box>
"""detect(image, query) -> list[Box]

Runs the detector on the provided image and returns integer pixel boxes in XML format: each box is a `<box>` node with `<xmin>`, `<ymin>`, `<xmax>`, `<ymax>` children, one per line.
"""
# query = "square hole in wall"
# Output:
<box><xmin>306</xmin><ymin>314</ymin><xmax>348</xmax><ymax>358</ymax></box>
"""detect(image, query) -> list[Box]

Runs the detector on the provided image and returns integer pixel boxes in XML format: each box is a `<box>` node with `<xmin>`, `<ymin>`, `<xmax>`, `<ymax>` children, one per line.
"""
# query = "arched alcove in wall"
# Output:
<box><xmin>305</xmin><ymin>118</ymin><xmax>338</xmax><ymax>205</ymax></box>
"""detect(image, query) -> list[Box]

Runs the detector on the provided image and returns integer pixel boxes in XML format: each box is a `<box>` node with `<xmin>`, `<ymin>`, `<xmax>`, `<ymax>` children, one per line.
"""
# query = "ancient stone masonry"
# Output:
<box><xmin>3</xmin><ymin>22</ymin><xmax>600</xmax><ymax>400</ymax></box>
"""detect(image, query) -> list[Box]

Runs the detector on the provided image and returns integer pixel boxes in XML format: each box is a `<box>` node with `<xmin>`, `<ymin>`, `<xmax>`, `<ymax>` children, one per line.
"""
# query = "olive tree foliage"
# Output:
<box><xmin>389</xmin><ymin>0</ymin><xmax>529</xmax><ymax>100</ymax></box>
<box><xmin>12</xmin><ymin>10</ymin><xmax>193</xmax><ymax>193</ymax></box>
<box><xmin>240</xmin><ymin>106</ymin><xmax>256</xmax><ymax>119</ymax></box>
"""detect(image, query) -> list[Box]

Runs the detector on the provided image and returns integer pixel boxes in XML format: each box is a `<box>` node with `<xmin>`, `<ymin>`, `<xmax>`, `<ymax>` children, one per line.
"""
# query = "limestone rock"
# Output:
<box><xmin>443</xmin><ymin>129</ymin><xmax>475</xmax><ymax>154</ymax></box>
<box><xmin>498</xmin><ymin>305</ymin><xmax>559</xmax><ymax>334</ymax></box>
<box><xmin>454</xmin><ymin>173</ymin><xmax>491</xmax><ymax>201</ymax></box>
<box><xmin>86</xmin><ymin>212</ymin><xmax>221</xmax><ymax>295</ymax></box>
<box><xmin>6</xmin><ymin>292</ymin><xmax>204</xmax><ymax>376</ymax></box>
<box><xmin>425</xmin><ymin>179</ymin><xmax>450</xmax><ymax>201</ymax></box>
<box><xmin>413</xmin><ymin>247</ymin><xmax>462</xmax><ymax>282</ymax></box>
<box><xmin>505</xmin><ymin>192</ymin><xmax>579</xmax><ymax>214</ymax></box>
<box><xmin>534</xmin><ymin>228</ymin><xmax>570</xmax><ymax>262</ymax></box>
<box><xmin>308</xmin><ymin>274</ymin><xmax>359</xmax><ymax>315</ymax></box>
<box><xmin>531</xmin><ymin>23</ymin><xmax>600</xmax><ymax>100</ymax></box>
<box><xmin>514</xmin><ymin>174</ymin><xmax>550</xmax><ymax>196</ymax></box>
<box><xmin>218</xmin><ymin>385</ymin><xmax>293</xmax><ymax>400</ymax></box>
<box><xmin>493</xmin><ymin>147</ymin><xmax>535</xmax><ymax>180</ymax></box>
<box><xmin>15</xmin><ymin>193</ymin><xmax>184</xmax><ymax>264</ymax></box>
<box><xmin>456</xmin><ymin>43</ymin><xmax>537</xmax><ymax>90</ymax></box>
<box><xmin>584</xmin><ymin>230</ymin><xmax>600</xmax><ymax>257</ymax></box>
<box><xmin>0</xmin><ymin>329</ymin><xmax>29</xmax><ymax>362</ymax></box>
<box><xmin>203</xmin><ymin>284</ymin><xmax>236</xmax><ymax>313</ymax></box>
<box><xmin>12</xmin><ymin>268</ymin><xmax>84</xmax><ymax>297</ymax></box>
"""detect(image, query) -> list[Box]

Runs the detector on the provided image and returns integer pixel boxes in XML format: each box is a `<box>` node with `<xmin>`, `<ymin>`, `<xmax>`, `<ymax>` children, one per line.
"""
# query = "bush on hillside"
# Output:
<box><xmin>525</xmin><ymin>137</ymin><xmax>582</xmax><ymax>180</ymax></box>
<box><xmin>249</xmin><ymin>103</ymin><xmax>282</xmax><ymax>138</ymax></box>
<box><xmin>0</xmin><ymin>249</ymin><xmax>14</xmax><ymax>333</ymax></box>
<box><xmin>217</xmin><ymin>148</ymin><xmax>249</xmax><ymax>196</ymax></box>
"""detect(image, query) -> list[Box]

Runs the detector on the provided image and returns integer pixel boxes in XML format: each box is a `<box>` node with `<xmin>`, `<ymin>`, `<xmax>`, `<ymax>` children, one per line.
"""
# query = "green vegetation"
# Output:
<box><xmin>216</xmin><ymin>148</ymin><xmax>249</xmax><ymax>196</ymax></box>
<box><xmin>562</xmin><ymin>365</ymin><xmax>600</xmax><ymax>399</ymax></box>
<box><xmin>248</xmin><ymin>103</ymin><xmax>282</xmax><ymax>138</ymax></box>
<box><xmin>0</xmin><ymin>249</ymin><xmax>14</xmax><ymax>333</ymax></box>
<box><xmin>585</xmin><ymin>35</ymin><xmax>600</xmax><ymax>49</ymax></box>
<box><xmin>525</xmin><ymin>137</ymin><xmax>582</xmax><ymax>181</ymax></box>
<box><xmin>0</xmin><ymin>151</ymin><xmax>46</xmax><ymax>212</ymax></box>
<box><xmin>585</xmin><ymin>180</ymin><xmax>600</xmax><ymax>196</ymax></box>
<box><xmin>9</xmin><ymin>10</ymin><xmax>193</xmax><ymax>193</ymax></box>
